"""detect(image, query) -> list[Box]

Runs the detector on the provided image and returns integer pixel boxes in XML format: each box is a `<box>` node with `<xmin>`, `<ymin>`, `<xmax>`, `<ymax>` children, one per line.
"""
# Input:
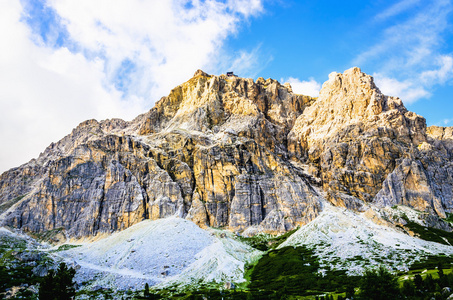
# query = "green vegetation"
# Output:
<box><xmin>0</xmin><ymin>263</ymin><xmax>40</xmax><ymax>299</ymax></box>
<box><xmin>3</xmin><ymin>223</ymin><xmax>453</xmax><ymax>299</ymax></box>
<box><xmin>30</xmin><ymin>227</ymin><xmax>67</xmax><ymax>244</ymax></box>
<box><xmin>396</xmin><ymin>262</ymin><xmax>453</xmax><ymax>299</ymax></box>
<box><xmin>238</xmin><ymin>227</ymin><xmax>299</xmax><ymax>251</ymax></box>
<box><xmin>0</xmin><ymin>234</ymin><xmax>45</xmax><ymax>299</ymax></box>
<box><xmin>248</xmin><ymin>246</ymin><xmax>358</xmax><ymax>296</ymax></box>
<box><xmin>53</xmin><ymin>244</ymin><xmax>82</xmax><ymax>252</ymax></box>
<box><xmin>76</xmin><ymin>288</ymin><xmax>121</xmax><ymax>299</ymax></box>
<box><xmin>135</xmin><ymin>284</ymin><xmax>302</xmax><ymax>299</ymax></box>
<box><xmin>409</xmin><ymin>254</ymin><xmax>453</xmax><ymax>271</ymax></box>
<box><xmin>444</xmin><ymin>213</ymin><xmax>453</xmax><ymax>223</ymax></box>
<box><xmin>357</xmin><ymin>266</ymin><xmax>401</xmax><ymax>300</ymax></box>
<box><xmin>401</xmin><ymin>220</ymin><xmax>453</xmax><ymax>245</ymax></box>
<box><xmin>39</xmin><ymin>262</ymin><xmax>76</xmax><ymax>300</ymax></box>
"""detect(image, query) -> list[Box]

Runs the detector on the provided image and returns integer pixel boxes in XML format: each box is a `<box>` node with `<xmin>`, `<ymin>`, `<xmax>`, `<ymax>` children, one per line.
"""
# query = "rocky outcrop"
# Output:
<box><xmin>0</xmin><ymin>68</ymin><xmax>452</xmax><ymax>238</ymax></box>
<box><xmin>191</xmin><ymin>139</ymin><xmax>321</xmax><ymax>233</ymax></box>
<box><xmin>0</xmin><ymin>70</ymin><xmax>321</xmax><ymax>238</ymax></box>
<box><xmin>374</xmin><ymin>126</ymin><xmax>453</xmax><ymax>218</ymax></box>
<box><xmin>1</xmin><ymin>133</ymin><xmax>188</xmax><ymax>238</ymax></box>
<box><xmin>288</xmin><ymin>68</ymin><xmax>426</xmax><ymax>204</ymax></box>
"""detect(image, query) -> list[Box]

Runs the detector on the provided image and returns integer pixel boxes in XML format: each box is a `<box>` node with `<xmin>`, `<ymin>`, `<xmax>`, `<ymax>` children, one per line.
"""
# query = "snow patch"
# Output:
<box><xmin>58</xmin><ymin>217</ymin><xmax>259</xmax><ymax>291</ymax></box>
<box><xmin>280</xmin><ymin>203</ymin><xmax>453</xmax><ymax>275</ymax></box>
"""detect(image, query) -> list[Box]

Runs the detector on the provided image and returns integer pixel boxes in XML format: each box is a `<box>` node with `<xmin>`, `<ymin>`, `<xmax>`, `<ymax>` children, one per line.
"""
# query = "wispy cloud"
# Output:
<box><xmin>374</xmin><ymin>0</ymin><xmax>421</xmax><ymax>21</ymax></box>
<box><xmin>0</xmin><ymin>0</ymin><xmax>264</xmax><ymax>173</ymax></box>
<box><xmin>373</xmin><ymin>73</ymin><xmax>429</xmax><ymax>104</ymax></box>
<box><xmin>354</xmin><ymin>0</ymin><xmax>453</xmax><ymax>105</ymax></box>
<box><xmin>282</xmin><ymin>77</ymin><xmax>321</xmax><ymax>97</ymax></box>
<box><xmin>355</xmin><ymin>0</ymin><xmax>451</xmax><ymax>71</ymax></box>
<box><xmin>434</xmin><ymin>118</ymin><xmax>453</xmax><ymax>126</ymax></box>
<box><xmin>420</xmin><ymin>55</ymin><xmax>453</xmax><ymax>84</ymax></box>
<box><xmin>222</xmin><ymin>44</ymin><xmax>273</xmax><ymax>79</ymax></box>
<box><xmin>442</xmin><ymin>118</ymin><xmax>453</xmax><ymax>126</ymax></box>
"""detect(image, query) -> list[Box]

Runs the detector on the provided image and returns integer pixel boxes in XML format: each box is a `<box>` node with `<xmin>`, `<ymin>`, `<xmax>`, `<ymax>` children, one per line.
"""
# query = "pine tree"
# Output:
<box><xmin>401</xmin><ymin>280</ymin><xmax>416</xmax><ymax>297</ymax></box>
<box><xmin>438</xmin><ymin>261</ymin><xmax>445</xmax><ymax>278</ymax></box>
<box><xmin>345</xmin><ymin>281</ymin><xmax>356</xmax><ymax>299</ymax></box>
<box><xmin>144</xmin><ymin>283</ymin><xmax>150</xmax><ymax>298</ymax></box>
<box><xmin>414</xmin><ymin>274</ymin><xmax>423</xmax><ymax>291</ymax></box>
<box><xmin>38</xmin><ymin>262</ymin><xmax>76</xmax><ymax>300</ymax></box>
<box><xmin>424</xmin><ymin>274</ymin><xmax>435</xmax><ymax>293</ymax></box>
<box><xmin>357</xmin><ymin>266</ymin><xmax>400</xmax><ymax>300</ymax></box>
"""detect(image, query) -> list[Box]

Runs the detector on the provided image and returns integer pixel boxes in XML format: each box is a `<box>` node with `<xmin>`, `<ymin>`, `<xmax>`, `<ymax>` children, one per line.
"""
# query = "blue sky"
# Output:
<box><xmin>0</xmin><ymin>0</ymin><xmax>452</xmax><ymax>172</ymax></box>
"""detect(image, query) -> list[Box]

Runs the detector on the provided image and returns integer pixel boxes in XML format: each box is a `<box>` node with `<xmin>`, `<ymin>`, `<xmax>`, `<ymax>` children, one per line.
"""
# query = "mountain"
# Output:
<box><xmin>2</xmin><ymin>67</ymin><xmax>453</xmax><ymax>297</ymax></box>
<box><xmin>1</xmin><ymin>67</ymin><xmax>452</xmax><ymax>241</ymax></box>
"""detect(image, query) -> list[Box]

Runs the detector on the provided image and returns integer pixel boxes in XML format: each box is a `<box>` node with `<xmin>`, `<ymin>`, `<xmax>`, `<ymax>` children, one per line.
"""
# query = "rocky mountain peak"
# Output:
<box><xmin>289</xmin><ymin>67</ymin><xmax>426</xmax><ymax>150</ymax></box>
<box><xmin>294</xmin><ymin>67</ymin><xmax>418</xmax><ymax>138</ymax></box>
<box><xmin>136</xmin><ymin>70</ymin><xmax>315</xmax><ymax>152</ymax></box>
<box><xmin>320</xmin><ymin>67</ymin><xmax>412</xmax><ymax>119</ymax></box>
<box><xmin>0</xmin><ymin>67</ymin><xmax>452</xmax><ymax>240</ymax></box>
<box><xmin>321</xmin><ymin>67</ymin><xmax>377</xmax><ymax>98</ymax></box>
<box><xmin>286</xmin><ymin>67</ymin><xmax>430</xmax><ymax>208</ymax></box>
<box><xmin>193</xmin><ymin>69</ymin><xmax>210</xmax><ymax>77</ymax></box>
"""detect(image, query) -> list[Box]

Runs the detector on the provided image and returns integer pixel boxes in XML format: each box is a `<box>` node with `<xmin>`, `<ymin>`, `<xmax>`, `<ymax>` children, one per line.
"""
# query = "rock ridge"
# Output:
<box><xmin>0</xmin><ymin>68</ymin><xmax>452</xmax><ymax>238</ymax></box>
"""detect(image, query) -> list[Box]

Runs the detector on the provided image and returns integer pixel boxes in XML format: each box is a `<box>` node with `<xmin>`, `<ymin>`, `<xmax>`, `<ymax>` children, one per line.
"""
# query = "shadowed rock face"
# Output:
<box><xmin>374</xmin><ymin>126</ymin><xmax>453</xmax><ymax>219</ymax></box>
<box><xmin>0</xmin><ymin>68</ymin><xmax>452</xmax><ymax>238</ymax></box>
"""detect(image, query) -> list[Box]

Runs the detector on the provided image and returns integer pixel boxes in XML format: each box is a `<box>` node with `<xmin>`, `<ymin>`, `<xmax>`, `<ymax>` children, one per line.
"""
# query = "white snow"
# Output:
<box><xmin>279</xmin><ymin>202</ymin><xmax>453</xmax><ymax>275</ymax></box>
<box><xmin>164</xmin><ymin>229</ymin><xmax>262</xmax><ymax>287</ymax></box>
<box><xmin>0</xmin><ymin>226</ymin><xmax>12</xmax><ymax>235</ymax></box>
<box><xmin>6</xmin><ymin>196</ymin><xmax>451</xmax><ymax>291</ymax></box>
<box><xmin>0</xmin><ymin>225</ymin><xmax>35</xmax><ymax>242</ymax></box>
<box><xmin>57</xmin><ymin>216</ymin><xmax>260</xmax><ymax>291</ymax></box>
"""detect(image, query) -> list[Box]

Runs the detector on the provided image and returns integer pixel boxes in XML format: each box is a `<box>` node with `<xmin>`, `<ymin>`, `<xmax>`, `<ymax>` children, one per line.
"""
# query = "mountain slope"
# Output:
<box><xmin>280</xmin><ymin>201</ymin><xmax>453</xmax><ymax>275</ymax></box>
<box><xmin>57</xmin><ymin>216</ymin><xmax>261</xmax><ymax>290</ymax></box>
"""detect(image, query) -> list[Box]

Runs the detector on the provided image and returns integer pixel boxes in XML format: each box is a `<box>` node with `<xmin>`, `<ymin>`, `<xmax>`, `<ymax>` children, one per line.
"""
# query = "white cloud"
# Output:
<box><xmin>0</xmin><ymin>1</ymin><xmax>141</xmax><ymax>173</ymax></box>
<box><xmin>373</xmin><ymin>74</ymin><xmax>430</xmax><ymax>104</ymax></box>
<box><xmin>434</xmin><ymin>118</ymin><xmax>453</xmax><ymax>126</ymax></box>
<box><xmin>442</xmin><ymin>118</ymin><xmax>453</xmax><ymax>126</ymax></box>
<box><xmin>354</xmin><ymin>0</ymin><xmax>453</xmax><ymax>105</ymax></box>
<box><xmin>0</xmin><ymin>0</ymin><xmax>264</xmax><ymax>173</ymax></box>
<box><xmin>371</xmin><ymin>54</ymin><xmax>453</xmax><ymax>105</ymax></box>
<box><xmin>420</xmin><ymin>55</ymin><xmax>453</xmax><ymax>84</ymax></box>
<box><xmin>355</xmin><ymin>0</ymin><xmax>452</xmax><ymax>70</ymax></box>
<box><xmin>283</xmin><ymin>77</ymin><xmax>321</xmax><ymax>97</ymax></box>
<box><xmin>47</xmin><ymin>0</ymin><xmax>264</xmax><ymax>101</ymax></box>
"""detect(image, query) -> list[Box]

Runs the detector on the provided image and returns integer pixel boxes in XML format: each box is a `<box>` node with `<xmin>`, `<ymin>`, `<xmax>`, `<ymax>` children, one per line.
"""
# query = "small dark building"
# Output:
<box><xmin>227</xmin><ymin>71</ymin><xmax>235</xmax><ymax>76</ymax></box>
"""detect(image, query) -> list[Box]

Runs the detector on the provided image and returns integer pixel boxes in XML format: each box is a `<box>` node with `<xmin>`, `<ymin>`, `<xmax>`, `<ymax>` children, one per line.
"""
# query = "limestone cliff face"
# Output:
<box><xmin>0</xmin><ymin>70</ymin><xmax>320</xmax><ymax>238</ymax></box>
<box><xmin>374</xmin><ymin>126</ymin><xmax>453</xmax><ymax>218</ymax></box>
<box><xmin>288</xmin><ymin>68</ymin><xmax>426</xmax><ymax>205</ymax></box>
<box><xmin>0</xmin><ymin>68</ymin><xmax>452</xmax><ymax>238</ymax></box>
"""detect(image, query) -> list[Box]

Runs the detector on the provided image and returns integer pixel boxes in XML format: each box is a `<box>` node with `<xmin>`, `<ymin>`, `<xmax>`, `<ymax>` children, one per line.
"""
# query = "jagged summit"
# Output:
<box><xmin>291</xmin><ymin>67</ymin><xmax>425</xmax><ymax>143</ymax></box>
<box><xmin>0</xmin><ymin>68</ymin><xmax>452</xmax><ymax>240</ymax></box>
<box><xmin>287</xmin><ymin>67</ymin><xmax>429</xmax><ymax>207</ymax></box>
<box><xmin>193</xmin><ymin>69</ymin><xmax>210</xmax><ymax>77</ymax></box>
<box><xmin>136</xmin><ymin>68</ymin><xmax>313</xmax><ymax>137</ymax></box>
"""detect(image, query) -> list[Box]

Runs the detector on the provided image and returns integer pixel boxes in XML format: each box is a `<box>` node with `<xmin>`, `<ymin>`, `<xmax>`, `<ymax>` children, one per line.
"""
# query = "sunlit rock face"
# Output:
<box><xmin>0</xmin><ymin>68</ymin><xmax>452</xmax><ymax>238</ymax></box>
<box><xmin>288</xmin><ymin>68</ymin><xmax>427</xmax><ymax>204</ymax></box>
